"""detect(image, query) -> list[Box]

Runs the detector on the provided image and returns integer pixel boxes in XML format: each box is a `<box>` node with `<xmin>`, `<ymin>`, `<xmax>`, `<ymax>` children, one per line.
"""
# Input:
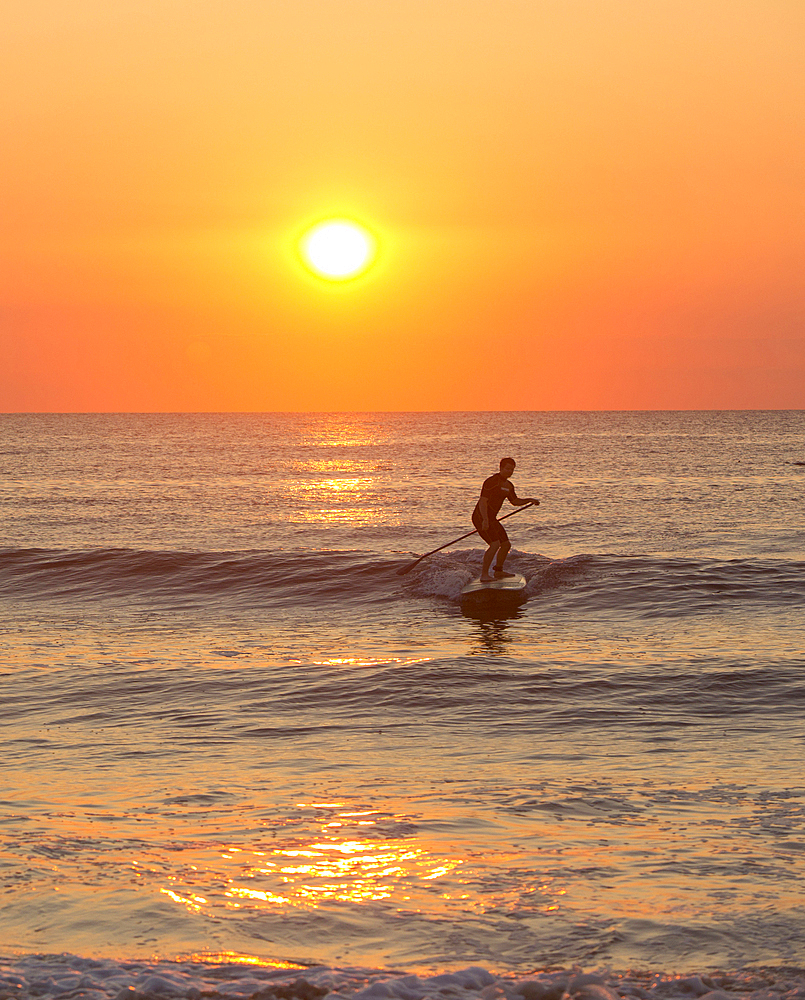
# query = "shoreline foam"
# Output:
<box><xmin>4</xmin><ymin>956</ymin><xmax>805</xmax><ymax>1000</ymax></box>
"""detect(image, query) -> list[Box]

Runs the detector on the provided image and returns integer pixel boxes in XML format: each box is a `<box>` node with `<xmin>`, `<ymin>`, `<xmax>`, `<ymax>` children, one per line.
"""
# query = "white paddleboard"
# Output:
<box><xmin>461</xmin><ymin>572</ymin><xmax>527</xmax><ymax>597</ymax></box>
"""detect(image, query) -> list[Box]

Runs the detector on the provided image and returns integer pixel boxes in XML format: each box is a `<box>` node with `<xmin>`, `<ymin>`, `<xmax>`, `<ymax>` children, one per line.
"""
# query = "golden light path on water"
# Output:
<box><xmin>159</xmin><ymin>804</ymin><xmax>465</xmax><ymax>912</ymax></box>
<box><xmin>144</xmin><ymin>796</ymin><xmax>583</xmax><ymax>971</ymax></box>
<box><xmin>269</xmin><ymin>420</ymin><xmax>398</xmax><ymax>528</ymax></box>
<box><xmin>307</xmin><ymin>657</ymin><xmax>433</xmax><ymax>667</ymax></box>
<box><xmin>173</xmin><ymin>952</ymin><xmax>306</xmax><ymax>969</ymax></box>
<box><xmin>296</xmin><ymin>476</ymin><xmax>381</xmax><ymax>526</ymax></box>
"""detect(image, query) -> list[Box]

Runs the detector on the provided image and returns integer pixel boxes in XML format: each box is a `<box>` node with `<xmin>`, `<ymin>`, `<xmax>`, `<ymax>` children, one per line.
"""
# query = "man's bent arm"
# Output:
<box><xmin>509</xmin><ymin>487</ymin><xmax>538</xmax><ymax>506</ymax></box>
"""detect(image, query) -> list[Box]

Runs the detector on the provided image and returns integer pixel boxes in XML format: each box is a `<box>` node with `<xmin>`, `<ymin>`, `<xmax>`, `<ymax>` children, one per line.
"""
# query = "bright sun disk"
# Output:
<box><xmin>300</xmin><ymin>220</ymin><xmax>376</xmax><ymax>280</ymax></box>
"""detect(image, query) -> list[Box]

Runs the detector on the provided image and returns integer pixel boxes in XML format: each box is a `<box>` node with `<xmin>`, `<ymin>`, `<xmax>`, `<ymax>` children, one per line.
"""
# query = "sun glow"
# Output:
<box><xmin>300</xmin><ymin>219</ymin><xmax>377</xmax><ymax>280</ymax></box>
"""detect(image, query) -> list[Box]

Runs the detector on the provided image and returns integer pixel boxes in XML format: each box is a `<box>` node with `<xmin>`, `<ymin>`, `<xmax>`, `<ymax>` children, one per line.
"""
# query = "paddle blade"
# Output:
<box><xmin>396</xmin><ymin>559</ymin><xmax>421</xmax><ymax>576</ymax></box>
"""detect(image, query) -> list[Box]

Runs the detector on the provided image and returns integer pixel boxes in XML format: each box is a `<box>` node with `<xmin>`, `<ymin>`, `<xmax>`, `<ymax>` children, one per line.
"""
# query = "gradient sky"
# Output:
<box><xmin>2</xmin><ymin>0</ymin><xmax>803</xmax><ymax>411</ymax></box>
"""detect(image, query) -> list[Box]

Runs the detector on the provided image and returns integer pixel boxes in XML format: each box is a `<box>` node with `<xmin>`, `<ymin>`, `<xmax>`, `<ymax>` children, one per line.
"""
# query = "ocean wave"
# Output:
<box><xmin>404</xmin><ymin>549</ymin><xmax>805</xmax><ymax>615</ymax></box>
<box><xmin>0</xmin><ymin>548</ymin><xmax>392</xmax><ymax>607</ymax></box>
<box><xmin>0</xmin><ymin>547</ymin><xmax>803</xmax><ymax>616</ymax></box>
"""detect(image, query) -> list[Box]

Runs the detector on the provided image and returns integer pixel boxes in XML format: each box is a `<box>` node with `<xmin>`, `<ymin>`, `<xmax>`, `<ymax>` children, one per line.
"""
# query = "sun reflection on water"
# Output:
<box><xmin>177</xmin><ymin>952</ymin><xmax>305</xmax><ymax>968</ymax></box>
<box><xmin>157</xmin><ymin>805</ymin><xmax>468</xmax><ymax>919</ymax></box>
<box><xmin>160</xmin><ymin>887</ymin><xmax>208</xmax><ymax>912</ymax></box>
<box><xmin>295</xmin><ymin>419</ymin><xmax>387</xmax><ymax>450</ymax></box>
<box><xmin>309</xmin><ymin>656</ymin><xmax>432</xmax><ymax>668</ymax></box>
<box><xmin>285</xmin><ymin>472</ymin><xmax>392</xmax><ymax>528</ymax></box>
<box><xmin>224</xmin><ymin>833</ymin><xmax>462</xmax><ymax>907</ymax></box>
<box><xmin>300</xmin><ymin>477</ymin><xmax>369</xmax><ymax>494</ymax></box>
<box><xmin>149</xmin><ymin>795</ymin><xmax>596</xmax><ymax>943</ymax></box>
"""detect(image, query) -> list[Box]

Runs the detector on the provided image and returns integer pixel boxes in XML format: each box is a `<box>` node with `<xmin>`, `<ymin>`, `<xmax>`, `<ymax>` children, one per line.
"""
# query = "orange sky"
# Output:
<box><xmin>2</xmin><ymin>0</ymin><xmax>803</xmax><ymax>411</ymax></box>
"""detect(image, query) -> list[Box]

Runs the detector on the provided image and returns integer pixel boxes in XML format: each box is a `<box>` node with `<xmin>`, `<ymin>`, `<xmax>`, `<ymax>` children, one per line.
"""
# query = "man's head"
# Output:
<box><xmin>499</xmin><ymin>457</ymin><xmax>516</xmax><ymax>478</ymax></box>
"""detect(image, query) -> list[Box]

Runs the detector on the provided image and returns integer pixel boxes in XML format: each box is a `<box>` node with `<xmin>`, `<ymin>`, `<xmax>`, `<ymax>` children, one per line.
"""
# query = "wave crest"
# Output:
<box><xmin>1</xmin><ymin>547</ymin><xmax>802</xmax><ymax>614</ymax></box>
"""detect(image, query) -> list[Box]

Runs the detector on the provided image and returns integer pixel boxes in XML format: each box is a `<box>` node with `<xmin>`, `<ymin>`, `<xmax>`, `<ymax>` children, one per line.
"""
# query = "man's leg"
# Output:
<box><xmin>481</xmin><ymin>540</ymin><xmax>500</xmax><ymax>581</ymax></box>
<box><xmin>494</xmin><ymin>537</ymin><xmax>513</xmax><ymax>577</ymax></box>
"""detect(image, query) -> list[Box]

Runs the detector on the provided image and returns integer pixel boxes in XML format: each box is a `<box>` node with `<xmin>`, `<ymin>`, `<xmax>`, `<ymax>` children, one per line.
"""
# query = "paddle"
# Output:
<box><xmin>396</xmin><ymin>501</ymin><xmax>538</xmax><ymax>576</ymax></box>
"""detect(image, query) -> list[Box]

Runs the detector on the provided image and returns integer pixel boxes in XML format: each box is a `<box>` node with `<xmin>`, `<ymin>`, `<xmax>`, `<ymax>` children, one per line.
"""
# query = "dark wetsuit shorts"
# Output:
<box><xmin>472</xmin><ymin>509</ymin><xmax>509</xmax><ymax>546</ymax></box>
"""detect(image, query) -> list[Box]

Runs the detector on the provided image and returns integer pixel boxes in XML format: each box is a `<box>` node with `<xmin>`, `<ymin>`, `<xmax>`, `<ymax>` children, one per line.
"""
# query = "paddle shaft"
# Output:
<box><xmin>396</xmin><ymin>502</ymin><xmax>536</xmax><ymax>576</ymax></box>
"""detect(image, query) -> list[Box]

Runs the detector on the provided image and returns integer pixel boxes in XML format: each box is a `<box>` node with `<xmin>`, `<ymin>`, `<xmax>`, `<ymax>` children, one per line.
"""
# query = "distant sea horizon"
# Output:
<box><xmin>4</xmin><ymin>407</ymin><xmax>803</xmax><ymax>413</ymax></box>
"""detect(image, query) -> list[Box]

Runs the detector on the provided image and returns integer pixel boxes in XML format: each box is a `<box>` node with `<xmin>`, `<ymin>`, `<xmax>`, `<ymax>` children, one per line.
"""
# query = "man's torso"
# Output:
<box><xmin>475</xmin><ymin>473</ymin><xmax>514</xmax><ymax>519</ymax></box>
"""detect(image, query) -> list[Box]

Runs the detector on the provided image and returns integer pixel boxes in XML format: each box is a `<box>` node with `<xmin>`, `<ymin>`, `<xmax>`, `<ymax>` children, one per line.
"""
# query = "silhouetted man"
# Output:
<box><xmin>472</xmin><ymin>457</ymin><xmax>538</xmax><ymax>581</ymax></box>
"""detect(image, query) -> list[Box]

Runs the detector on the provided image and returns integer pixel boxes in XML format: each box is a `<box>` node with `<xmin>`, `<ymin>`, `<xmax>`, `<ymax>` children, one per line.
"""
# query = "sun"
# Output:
<box><xmin>299</xmin><ymin>219</ymin><xmax>377</xmax><ymax>281</ymax></box>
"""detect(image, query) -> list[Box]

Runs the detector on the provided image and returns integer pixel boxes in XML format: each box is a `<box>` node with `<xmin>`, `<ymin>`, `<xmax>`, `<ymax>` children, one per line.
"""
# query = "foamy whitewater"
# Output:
<box><xmin>2</xmin><ymin>412</ymin><xmax>804</xmax><ymax>999</ymax></box>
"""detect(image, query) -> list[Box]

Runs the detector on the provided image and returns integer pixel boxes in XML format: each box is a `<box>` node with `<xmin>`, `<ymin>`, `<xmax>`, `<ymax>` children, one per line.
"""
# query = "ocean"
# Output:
<box><xmin>2</xmin><ymin>412</ymin><xmax>804</xmax><ymax>1000</ymax></box>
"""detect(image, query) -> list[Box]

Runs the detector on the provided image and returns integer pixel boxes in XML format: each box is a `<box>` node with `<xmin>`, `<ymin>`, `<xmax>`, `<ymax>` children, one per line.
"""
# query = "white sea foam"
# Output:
<box><xmin>405</xmin><ymin>549</ymin><xmax>586</xmax><ymax>601</ymax></box>
<box><xmin>407</xmin><ymin>549</ymin><xmax>478</xmax><ymax>599</ymax></box>
<box><xmin>3</xmin><ymin>957</ymin><xmax>805</xmax><ymax>1000</ymax></box>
